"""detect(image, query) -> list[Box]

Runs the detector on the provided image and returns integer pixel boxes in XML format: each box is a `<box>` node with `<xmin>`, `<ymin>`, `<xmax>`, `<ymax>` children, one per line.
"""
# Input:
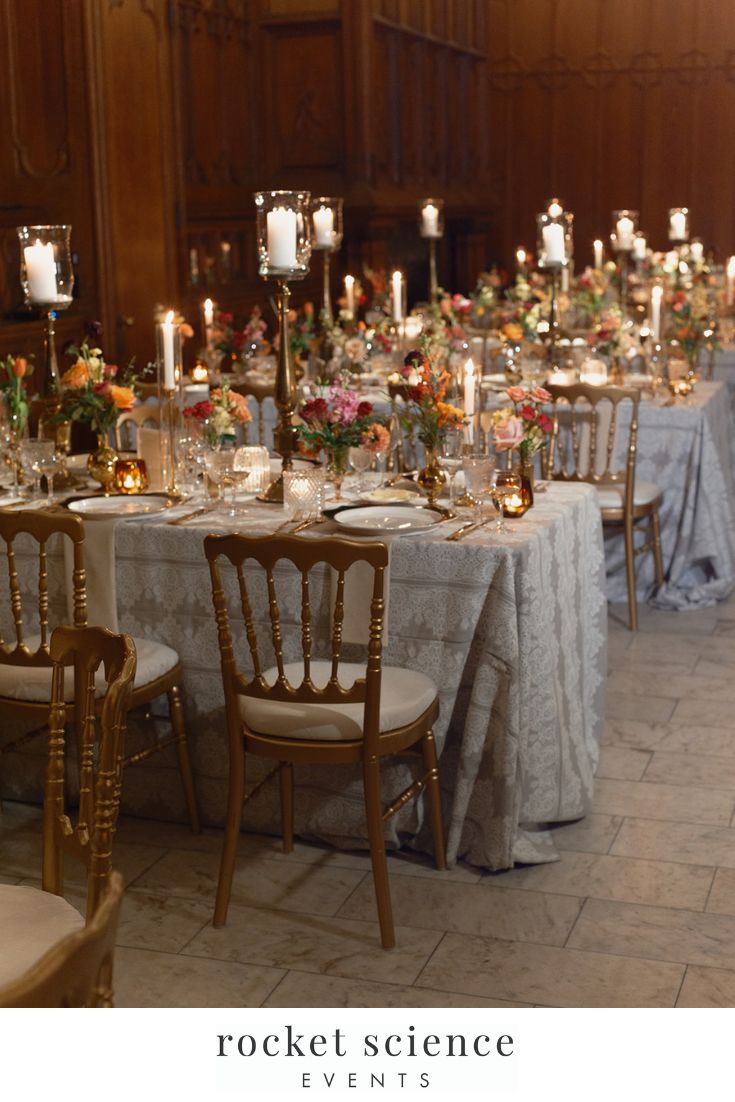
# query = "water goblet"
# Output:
<box><xmin>20</xmin><ymin>440</ymin><xmax>54</xmax><ymax>501</ymax></box>
<box><xmin>204</xmin><ymin>449</ymin><xmax>241</xmax><ymax>518</ymax></box>
<box><xmin>462</xmin><ymin>453</ymin><xmax>495</xmax><ymax>524</ymax></box>
<box><xmin>38</xmin><ymin>450</ymin><xmax>62</xmax><ymax>502</ymax></box>
<box><xmin>348</xmin><ymin>446</ymin><xmax>372</xmax><ymax>495</ymax></box>
<box><xmin>440</xmin><ymin>428</ymin><xmax>464</xmax><ymax>505</ymax></box>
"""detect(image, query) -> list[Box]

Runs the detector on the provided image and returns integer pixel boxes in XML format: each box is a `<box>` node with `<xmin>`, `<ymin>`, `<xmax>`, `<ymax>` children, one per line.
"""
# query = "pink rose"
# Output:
<box><xmin>506</xmin><ymin>385</ymin><xmax>527</xmax><ymax>403</ymax></box>
<box><xmin>493</xmin><ymin>414</ymin><xmax>525</xmax><ymax>451</ymax></box>
<box><xmin>530</xmin><ymin>386</ymin><xmax>552</xmax><ymax>403</ymax></box>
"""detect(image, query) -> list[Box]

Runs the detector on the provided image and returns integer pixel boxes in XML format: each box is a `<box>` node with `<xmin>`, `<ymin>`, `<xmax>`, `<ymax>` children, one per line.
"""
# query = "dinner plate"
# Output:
<box><xmin>66</xmin><ymin>493</ymin><xmax>175</xmax><ymax>519</ymax></box>
<box><xmin>333</xmin><ymin>504</ymin><xmax>443</xmax><ymax>534</ymax></box>
<box><xmin>359</xmin><ymin>488</ymin><xmax>423</xmax><ymax>505</ymax></box>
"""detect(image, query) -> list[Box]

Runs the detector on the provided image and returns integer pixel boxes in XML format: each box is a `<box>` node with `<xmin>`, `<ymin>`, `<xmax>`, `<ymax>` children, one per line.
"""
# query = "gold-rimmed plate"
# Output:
<box><xmin>65</xmin><ymin>493</ymin><xmax>176</xmax><ymax>519</ymax></box>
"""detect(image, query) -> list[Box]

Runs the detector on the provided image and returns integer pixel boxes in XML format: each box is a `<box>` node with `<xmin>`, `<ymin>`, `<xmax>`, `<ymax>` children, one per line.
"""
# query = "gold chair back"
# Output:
<box><xmin>204</xmin><ymin>534</ymin><xmax>388</xmax><ymax>752</ymax></box>
<box><xmin>546</xmin><ymin>382</ymin><xmax>639</xmax><ymax>512</ymax></box>
<box><xmin>0</xmin><ymin>872</ymin><xmax>123</xmax><ymax>1008</ymax></box>
<box><xmin>229</xmin><ymin>380</ymin><xmax>275</xmax><ymax>447</ymax></box>
<box><xmin>115</xmin><ymin>403</ymin><xmax>163</xmax><ymax>451</ymax></box>
<box><xmin>0</xmin><ymin>509</ymin><xmax>87</xmax><ymax>666</ymax></box>
<box><xmin>44</xmin><ymin>624</ymin><xmax>136</xmax><ymax>920</ymax></box>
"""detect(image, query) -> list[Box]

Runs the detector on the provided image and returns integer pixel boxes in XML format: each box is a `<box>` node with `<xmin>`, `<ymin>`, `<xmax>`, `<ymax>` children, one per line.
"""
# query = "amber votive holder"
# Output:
<box><xmin>114</xmin><ymin>458</ymin><xmax>150</xmax><ymax>494</ymax></box>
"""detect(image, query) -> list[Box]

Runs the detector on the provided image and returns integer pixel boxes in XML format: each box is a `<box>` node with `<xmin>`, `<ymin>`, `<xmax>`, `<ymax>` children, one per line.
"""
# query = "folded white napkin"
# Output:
<box><xmin>63</xmin><ymin>517</ymin><xmax>119</xmax><ymax>632</ymax></box>
<box><xmin>330</xmin><ymin>546</ymin><xmax>391</xmax><ymax>647</ymax></box>
<box><xmin>137</xmin><ymin>426</ymin><xmax>168</xmax><ymax>492</ymax></box>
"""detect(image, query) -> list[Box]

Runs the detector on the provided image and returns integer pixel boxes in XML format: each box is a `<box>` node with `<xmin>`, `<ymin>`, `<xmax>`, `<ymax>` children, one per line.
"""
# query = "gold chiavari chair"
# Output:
<box><xmin>0</xmin><ymin>509</ymin><xmax>200</xmax><ymax>831</ymax></box>
<box><xmin>546</xmin><ymin>382</ymin><xmax>664</xmax><ymax>631</ymax></box>
<box><xmin>114</xmin><ymin>402</ymin><xmax>164</xmax><ymax>451</ymax></box>
<box><xmin>0</xmin><ymin>623</ymin><xmax>135</xmax><ymax>1006</ymax></box>
<box><xmin>229</xmin><ymin>379</ymin><xmax>276</xmax><ymax>447</ymax></box>
<box><xmin>204</xmin><ymin>533</ymin><xmax>446</xmax><ymax>950</ymax></box>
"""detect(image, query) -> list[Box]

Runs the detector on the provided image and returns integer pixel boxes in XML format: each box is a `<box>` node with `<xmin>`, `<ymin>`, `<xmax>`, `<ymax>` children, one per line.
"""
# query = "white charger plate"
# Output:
<box><xmin>67</xmin><ymin>494</ymin><xmax>175</xmax><ymax>519</ymax></box>
<box><xmin>333</xmin><ymin>504</ymin><xmax>442</xmax><ymax>534</ymax></box>
<box><xmin>360</xmin><ymin>488</ymin><xmax>423</xmax><ymax>505</ymax></box>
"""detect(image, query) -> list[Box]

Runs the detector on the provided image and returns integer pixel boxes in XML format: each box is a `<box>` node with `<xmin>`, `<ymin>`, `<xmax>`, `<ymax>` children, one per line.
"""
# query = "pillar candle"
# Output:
<box><xmin>344</xmin><ymin>274</ymin><xmax>355</xmax><ymax>317</ymax></box>
<box><xmin>422</xmin><ymin>203</ymin><xmax>440</xmax><ymax>237</ymax></box>
<box><xmin>24</xmin><ymin>240</ymin><xmax>58</xmax><ymax>302</ymax></box>
<box><xmin>616</xmin><ymin>216</ymin><xmax>634</xmax><ymax>250</ymax></box>
<box><xmin>669</xmin><ymin>210</ymin><xmax>687</xmax><ymax>241</ymax></box>
<box><xmin>391</xmin><ymin>271</ymin><xmax>404</xmax><ymax>322</ymax></box>
<box><xmin>463</xmin><ymin>358</ymin><xmax>475</xmax><ymax>444</ymax></box>
<box><xmin>593</xmin><ymin>239</ymin><xmax>603</xmax><ymax>269</ymax></box>
<box><xmin>727</xmin><ymin>257</ymin><xmax>735</xmax><ymax>307</ymax></box>
<box><xmin>561</xmin><ymin>266</ymin><xmax>570</xmax><ymax>292</ymax></box>
<box><xmin>162</xmin><ymin>310</ymin><xmax>175</xmax><ymax>390</ymax></box>
<box><xmin>690</xmin><ymin>240</ymin><xmax>704</xmax><ymax>263</ymax></box>
<box><xmin>543</xmin><ymin>223</ymin><xmax>566</xmax><ymax>265</ymax></box>
<box><xmin>203</xmin><ymin>298</ymin><xmax>214</xmax><ymax>350</ymax></box>
<box><xmin>650</xmin><ymin>286</ymin><xmax>663</xmax><ymax>343</ymax></box>
<box><xmin>267</xmin><ymin>206</ymin><xmax>298</xmax><ymax>268</ymax></box>
<box><xmin>516</xmin><ymin>247</ymin><xmax>527</xmax><ymax>272</ymax></box>
<box><xmin>632</xmin><ymin>235</ymin><xmax>647</xmax><ymax>262</ymax></box>
<box><xmin>313</xmin><ymin>206</ymin><xmax>334</xmax><ymax>248</ymax></box>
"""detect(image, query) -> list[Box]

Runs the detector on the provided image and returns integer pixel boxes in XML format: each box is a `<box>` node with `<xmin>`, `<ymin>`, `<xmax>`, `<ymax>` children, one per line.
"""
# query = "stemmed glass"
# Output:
<box><xmin>20</xmin><ymin>440</ymin><xmax>54</xmax><ymax>501</ymax></box>
<box><xmin>205</xmin><ymin>449</ymin><xmax>249</xmax><ymax>518</ymax></box>
<box><xmin>462</xmin><ymin>453</ymin><xmax>495</xmax><ymax>524</ymax></box>
<box><xmin>440</xmin><ymin>428</ymin><xmax>464</xmax><ymax>506</ymax></box>
<box><xmin>348</xmin><ymin>446</ymin><xmax>372</xmax><ymax>495</ymax></box>
<box><xmin>490</xmin><ymin>470</ymin><xmax>522</xmax><ymax>534</ymax></box>
<box><xmin>37</xmin><ymin>449</ymin><xmax>62</xmax><ymax>502</ymax></box>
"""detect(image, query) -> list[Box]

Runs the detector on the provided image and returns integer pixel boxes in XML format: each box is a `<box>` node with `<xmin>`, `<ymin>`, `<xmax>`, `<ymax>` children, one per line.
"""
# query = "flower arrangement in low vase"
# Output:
<box><xmin>668</xmin><ymin>284</ymin><xmax>717</xmax><ymax>374</ymax></box>
<box><xmin>0</xmin><ymin>355</ymin><xmax>33</xmax><ymax>494</ymax></box>
<box><xmin>295</xmin><ymin>376</ymin><xmax>386</xmax><ymax>499</ymax></box>
<box><xmin>397</xmin><ymin>348</ymin><xmax>466</xmax><ymax>505</ymax></box>
<box><xmin>182</xmin><ymin>383</ymin><xmax>252</xmax><ymax>447</ymax></box>
<box><xmin>491</xmin><ymin>385</ymin><xmax>553</xmax><ymax>508</ymax></box>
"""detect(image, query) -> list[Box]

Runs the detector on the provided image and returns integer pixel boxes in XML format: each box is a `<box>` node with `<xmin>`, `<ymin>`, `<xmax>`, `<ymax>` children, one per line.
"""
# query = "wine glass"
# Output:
<box><xmin>348</xmin><ymin>446</ymin><xmax>372</xmax><ymax>495</ymax></box>
<box><xmin>490</xmin><ymin>469</ymin><xmax>522</xmax><ymax>534</ymax></box>
<box><xmin>440</xmin><ymin>428</ymin><xmax>464</xmax><ymax>506</ymax></box>
<box><xmin>204</xmin><ymin>449</ymin><xmax>241</xmax><ymax>518</ymax></box>
<box><xmin>462</xmin><ymin>453</ymin><xmax>495</xmax><ymax>523</ymax></box>
<box><xmin>20</xmin><ymin>440</ymin><xmax>54</xmax><ymax>501</ymax></box>
<box><xmin>37</xmin><ymin>449</ymin><xmax>62</xmax><ymax>502</ymax></box>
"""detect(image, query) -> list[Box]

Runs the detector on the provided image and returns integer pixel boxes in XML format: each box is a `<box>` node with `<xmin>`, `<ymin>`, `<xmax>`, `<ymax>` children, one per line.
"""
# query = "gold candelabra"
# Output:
<box><xmin>259</xmin><ymin>280</ymin><xmax>298</xmax><ymax>503</ymax></box>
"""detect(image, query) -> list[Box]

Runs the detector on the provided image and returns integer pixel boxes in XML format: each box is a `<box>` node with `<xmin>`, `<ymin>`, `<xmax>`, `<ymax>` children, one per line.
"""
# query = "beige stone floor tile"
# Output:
<box><xmin>612</xmin><ymin>817</ymin><xmax>735</xmax><ymax>868</ymax></box>
<box><xmin>0</xmin><ymin>801</ymin><xmax>42</xmax><ymax>828</ymax></box>
<box><xmin>693</xmin><ymin>657</ymin><xmax>735</xmax><ymax>680</ymax></box>
<box><xmin>655</xmin><ymin>725</ymin><xmax>735</xmax><ymax>757</ymax></box>
<box><xmin>183</xmin><ymin>903</ymin><xmax>441</xmax><ymax>985</ymax></box>
<box><xmin>114</xmin><ymin>946</ymin><xmax>284</xmax><ymax>1008</ymax></box>
<box><xmin>644</xmin><ymin>751</ymin><xmax>735</xmax><ymax>789</ymax></box>
<box><xmin>482</xmin><ymin>850</ymin><xmax>714</xmax><ymax>911</ymax></box>
<box><xmin>0</xmin><ymin>826</ymin><xmax>165</xmax><ymax>886</ymax></box>
<box><xmin>704</xmin><ymin>869</ymin><xmax>735</xmax><ymax>915</ymax></box>
<box><xmin>115</xmin><ymin>815</ymin><xmax>230</xmax><ymax>856</ymax></box>
<box><xmin>415</xmin><ymin>932</ymin><xmax>683</xmax><ymax>1007</ymax></box>
<box><xmin>263</xmin><ymin>971</ymin><xmax>532</xmax><ymax>1008</ymax></box>
<box><xmin>627</xmin><ymin>631</ymin><xmax>735</xmax><ymax>664</ymax></box>
<box><xmin>568</xmin><ymin>897</ymin><xmax>735</xmax><ymax>968</ymax></box>
<box><xmin>607</xmin><ymin>632</ymin><xmax>633</xmax><ymax>662</ymax></box>
<box><xmin>265</xmin><ymin>837</ymin><xmax>480</xmax><ymax>884</ymax></box>
<box><xmin>592</xmin><ymin>778</ymin><xmax>734</xmax><ymax>825</ymax></box>
<box><xmin>714</xmin><ymin>619</ymin><xmax>735</xmax><ymax>636</ymax></box>
<box><xmin>608</xmin><ymin>670</ymin><xmax>735</xmax><ymax>703</ymax></box>
<box><xmin>337</xmin><ymin>874</ymin><xmax>580</xmax><ymax>946</ymax></box>
<box><xmin>605</xmin><ymin>693</ymin><xmax>676</xmax><ymax>724</ymax></box>
<box><xmin>596</xmin><ymin>746</ymin><xmax>652</xmax><ymax>781</ymax></box>
<box><xmin>551</xmin><ymin>814</ymin><xmax>623</xmax><ymax>854</ymax></box>
<box><xmin>671</xmin><ymin>696</ymin><xmax>735</xmax><ymax>728</ymax></box>
<box><xmin>133</xmin><ymin>848</ymin><xmax>367</xmax><ymax>918</ymax></box>
<box><xmin>625</xmin><ymin>606</ymin><xmax>718</xmax><ymax>636</ymax></box>
<box><xmin>676</xmin><ymin>966</ymin><xmax>735</xmax><ymax>1007</ymax></box>
<box><xmin>601</xmin><ymin>718</ymin><xmax>673</xmax><ymax>751</ymax></box>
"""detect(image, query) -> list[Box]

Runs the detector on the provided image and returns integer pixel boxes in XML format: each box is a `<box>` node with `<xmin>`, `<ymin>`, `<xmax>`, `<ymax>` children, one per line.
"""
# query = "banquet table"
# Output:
<box><xmin>3</xmin><ymin>481</ymin><xmax>606</xmax><ymax>871</ymax></box>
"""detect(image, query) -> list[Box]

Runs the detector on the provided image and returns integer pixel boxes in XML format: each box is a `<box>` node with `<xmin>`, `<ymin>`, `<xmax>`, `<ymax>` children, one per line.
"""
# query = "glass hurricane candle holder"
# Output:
<box><xmin>668</xmin><ymin>207</ymin><xmax>689</xmax><ymax>243</ymax></box>
<box><xmin>17</xmin><ymin>225</ymin><xmax>74</xmax><ymax>307</ymax></box>
<box><xmin>419</xmin><ymin>198</ymin><xmax>444</xmax><ymax>239</ymax></box>
<box><xmin>114</xmin><ymin>458</ymin><xmax>150</xmax><ymax>494</ymax></box>
<box><xmin>610</xmin><ymin>210</ymin><xmax>638</xmax><ymax>253</ymax></box>
<box><xmin>235</xmin><ymin>446</ymin><xmax>271</xmax><ymax>494</ymax></box>
<box><xmin>255</xmin><ymin>190</ymin><xmax>312</xmax><ymax>279</ymax></box>
<box><xmin>310</xmin><ymin>197</ymin><xmax>343</xmax><ymax>252</ymax></box>
<box><xmin>536</xmin><ymin>208</ymin><xmax>574</xmax><ymax>269</ymax></box>
<box><xmin>156</xmin><ymin>311</ymin><xmax>183</xmax><ymax>396</ymax></box>
<box><xmin>283</xmin><ymin>466</ymin><xmax>326</xmax><ymax>518</ymax></box>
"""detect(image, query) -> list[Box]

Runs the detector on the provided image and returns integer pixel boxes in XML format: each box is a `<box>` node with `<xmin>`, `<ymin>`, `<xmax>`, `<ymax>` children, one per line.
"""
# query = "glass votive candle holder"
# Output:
<box><xmin>283</xmin><ymin>467</ymin><xmax>326</xmax><ymax>518</ymax></box>
<box><xmin>234</xmin><ymin>446</ymin><xmax>270</xmax><ymax>493</ymax></box>
<box><xmin>114</xmin><ymin>458</ymin><xmax>150</xmax><ymax>494</ymax></box>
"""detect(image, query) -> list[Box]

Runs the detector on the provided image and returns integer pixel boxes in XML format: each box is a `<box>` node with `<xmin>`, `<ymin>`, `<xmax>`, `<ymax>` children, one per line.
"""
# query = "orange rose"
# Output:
<box><xmin>502</xmin><ymin>322</ymin><xmax>524</xmax><ymax>343</ymax></box>
<box><xmin>11</xmin><ymin>356</ymin><xmax>28</xmax><ymax>378</ymax></box>
<box><xmin>60</xmin><ymin>361</ymin><xmax>90</xmax><ymax>389</ymax></box>
<box><xmin>109</xmin><ymin>385</ymin><xmax>135</xmax><ymax>410</ymax></box>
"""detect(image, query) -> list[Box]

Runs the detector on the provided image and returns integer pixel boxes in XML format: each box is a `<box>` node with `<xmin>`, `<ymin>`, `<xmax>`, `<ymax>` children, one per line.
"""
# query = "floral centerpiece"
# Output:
<box><xmin>469</xmin><ymin>269</ymin><xmax>503</xmax><ymax>328</ymax></box>
<box><xmin>587</xmin><ymin>304</ymin><xmax>638</xmax><ymax>367</ymax></box>
<box><xmin>491</xmin><ymin>385</ymin><xmax>553</xmax><ymax>505</ymax></box>
<box><xmin>668</xmin><ymin>284</ymin><xmax>717</xmax><ymax>372</ymax></box>
<box><xmin>0</xmin><ymin>354</ymin><xmax>32</xmax><ymax>437</ymax></box>
<box><xmin>295</xmin><ymin>377</ymin><xmax>386</xmax><ymax>498</ymax></box>
<box><xmin>182</xmin><ymin>383</ymin><xmax>252</xmax><ymax>446</ymax></box>
<box><xmin>397</xmin><ymin>348</ymin><xmax>465</xmax><ymax>504</ymax></box>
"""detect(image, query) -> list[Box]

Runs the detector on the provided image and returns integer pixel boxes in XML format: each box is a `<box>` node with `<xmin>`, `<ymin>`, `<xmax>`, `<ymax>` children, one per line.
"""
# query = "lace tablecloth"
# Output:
<box><xmin>604</xmin><ymin>381</ymin><xmax>735</xmax><ymax>609</ymax></box>
<box><xmin>101</xmin><ymin>482</ymin><xmax>605</xmax><ymax>869</ymax></box>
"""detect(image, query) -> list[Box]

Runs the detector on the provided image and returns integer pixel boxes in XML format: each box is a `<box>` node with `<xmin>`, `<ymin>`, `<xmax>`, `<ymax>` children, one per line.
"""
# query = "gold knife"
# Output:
<box><xmin>446</xmin><ymin>516</ymin><xmax>493</xmax><ymax>541</ymax></box>
<box><xmin>167</xmin><ymin>504</ymin><xmax>218</xmax><ymax>526</ymax></box>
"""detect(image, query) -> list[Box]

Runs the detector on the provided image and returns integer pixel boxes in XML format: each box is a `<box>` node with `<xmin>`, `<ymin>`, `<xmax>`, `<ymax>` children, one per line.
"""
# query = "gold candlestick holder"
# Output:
<box><xmin>321</xmin><ymin>249</ymin><xmax>334</xmax><ymax>328</ymax></box>
<box><xmin>429</xmin><ymin>237</ymin><xmax>438</xmax><ymax>303</ymax></box>
<box><xmin>547</xmin><ymin>266</ymin><xmax>562</xmax><ymax>368</ymax></box>
<box><xmin>163</xmin><ymin>387</ymin><xmax>180</xmax><ymax>496</ymax></box>
<box><xmin>258</xmin><ymin>280</ymin><xmax>298</xmax><ymax>503</ymax></box>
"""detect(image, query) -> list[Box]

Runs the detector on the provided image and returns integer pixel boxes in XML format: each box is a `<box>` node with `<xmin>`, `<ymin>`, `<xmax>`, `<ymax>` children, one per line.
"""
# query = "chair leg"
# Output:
<box><xmin>623</xmin><ymin>515</ymin><xmax>638</xmax><ymax>632</ymax></box>
<box><xmin>421</xmin><ymin>728</ymin><xmax>446</xmax><ymax>871</ymax></box>
<box><xmin>279</xmin><ymin>761</ymin><xmax>294</xmax><ymax>854</ymax></box>
<box><xmin>651</xmin><ymin>507</ymin><xmax>665</xmax><ymax>587</ymax></box>
<box><xmin>362</xmin><ymin>754</ymin><xmax>395</xmax><ymax>950</ymax></box>
<box><xmin>167</xmin><ymin>684</ymin><xmax>201</xmax><ymax>834</ymax></box>
<box><xmin>214</xmin><ymin>738</ymin><xmax>245</xmax><ymax>927</ymax></box>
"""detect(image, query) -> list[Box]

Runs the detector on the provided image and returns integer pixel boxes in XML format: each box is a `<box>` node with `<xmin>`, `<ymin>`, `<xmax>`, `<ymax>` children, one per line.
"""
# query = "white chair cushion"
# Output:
<box><xmin>0</xmin><ymin>884</ymin><xmax>83</xmax><ymax>987</ymax></box>
<box><xmin>239</xmin><ymin>660</ymin><xmax>437</xmax><ymax>742</ymax></box>
<box><xmin>0</xmin><ymin>636</ymin><xmax>178</xmax><ymax>703</ymax></box>
<box><xmin>596</xmin><ymin>480</ymin><xmax>661</xmax><ymax>510</ymax></box>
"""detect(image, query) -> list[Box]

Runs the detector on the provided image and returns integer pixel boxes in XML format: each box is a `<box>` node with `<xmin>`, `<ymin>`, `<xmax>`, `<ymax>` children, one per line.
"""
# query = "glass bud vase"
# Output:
<box><xmin>417</xmin><ymin>445</ymin><xmax>447</xmax><ymax>507</ymax></box>
<box><xmin>516</xmin><ymin>454</ymin><xmax>535</xmax><ymax>511</ymax></box>
<box><xmin>325</xmin><ymin>445</ymin><xmax>349</xmax><ymax>501</ymax></box>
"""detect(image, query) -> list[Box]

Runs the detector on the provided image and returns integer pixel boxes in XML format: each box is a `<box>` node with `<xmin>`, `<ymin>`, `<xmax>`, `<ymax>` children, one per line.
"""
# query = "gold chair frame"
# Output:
<box><xmin>545</xmin><ymin>382</ymin><xmax>664</xmax><ymax>630</ymax></box>
<box><xmin>204</xmin><ymin>533</ymin><xmax>446</xmax><ymax>949</ymax></box>
<box><xmin>0</xmin><ymin>509</ymin><xmax>200</xmax><ymax>831</ymax></box>
<box><xmin>229</xmin><ymin>379</ymin><xmax>276</xmax><ymax>447</ymax></box>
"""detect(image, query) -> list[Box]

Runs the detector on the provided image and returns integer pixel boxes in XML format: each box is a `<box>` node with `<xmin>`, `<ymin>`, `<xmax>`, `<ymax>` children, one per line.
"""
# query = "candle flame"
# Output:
<box><xmin>204</xmin><ymin>298</ymin><xmax>213</xmax><ymax>311</ymax></box>
<box><xmin>392</xmin><ymin>270</ymin><xmax>402</xmax><ymax>281</ymax></box>
<box><xmin>165</xmin><ymin>309</ymin><xmax>174</xmax><ymax>324</ymax></box>
<box><xmin>651</xmin><ymin>285</ymin><xmax>663</xmax><ymax>303</ymax></box>
<box><xmin>727</xmin><ymin>257</ymin><xmax>735</xmax><ymax>277</ymax></box>
<box><xmin>516</xmin><ymin>247</ymin><xmax>526</xmax><ymax>263</ymax></box>
<box><xmin>344</xmin><ymin>274</ymin><xmax>355</xmax><ymax>286</ymax></box>
<box><xmin>548</xmin><ymin>199</ymin><xmax>563</xmax><ymax>218</ymax></box>
<box><xmin>464</xmin><ymin>357</ymin><xmax>475</xmax><ymax>379</ymax></box>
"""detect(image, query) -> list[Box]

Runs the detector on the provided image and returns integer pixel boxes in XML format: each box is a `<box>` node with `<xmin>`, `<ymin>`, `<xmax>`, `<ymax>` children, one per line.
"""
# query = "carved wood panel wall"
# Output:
<box><xmin>487</xmin><ymin>0</ymin><xmax>735</xmax><ymax>270</ymax></box>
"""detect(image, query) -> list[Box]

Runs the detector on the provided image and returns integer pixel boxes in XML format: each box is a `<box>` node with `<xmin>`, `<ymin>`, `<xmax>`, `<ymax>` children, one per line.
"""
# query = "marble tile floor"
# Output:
<box><xmin>3</xmin><ymin>599</ymin><xmax>735</xmax><ymax>1008</ymax></box>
